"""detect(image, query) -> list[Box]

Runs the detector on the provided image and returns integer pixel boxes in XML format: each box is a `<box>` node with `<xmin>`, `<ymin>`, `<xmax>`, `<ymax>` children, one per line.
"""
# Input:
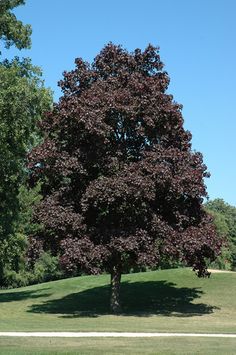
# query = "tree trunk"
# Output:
<box><xmin>110</xmin><ymin>264</ymin><xmax>122</xmax><ymax>313</ymax></box>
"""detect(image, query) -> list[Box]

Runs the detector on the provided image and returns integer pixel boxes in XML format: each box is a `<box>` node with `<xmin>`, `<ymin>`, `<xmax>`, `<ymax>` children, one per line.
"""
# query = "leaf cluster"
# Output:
<box><xmin>0</xmin><ymin>0</ymin><xmax>31</xmax><ymax>52</ymax></box>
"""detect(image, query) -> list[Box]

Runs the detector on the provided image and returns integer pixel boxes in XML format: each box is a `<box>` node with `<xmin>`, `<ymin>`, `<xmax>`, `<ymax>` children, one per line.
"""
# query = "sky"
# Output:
<box><xmin>3</xmin><ymin>0</ymin><xmax>236</xmax><ymax>206</ymax></box>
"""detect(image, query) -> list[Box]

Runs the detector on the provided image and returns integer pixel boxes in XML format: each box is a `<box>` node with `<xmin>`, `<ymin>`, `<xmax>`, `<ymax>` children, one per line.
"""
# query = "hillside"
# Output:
<box><xmin>0</xmin><ymin>268</ymin><xmax>235</xmax><ymax>334</ymax></box>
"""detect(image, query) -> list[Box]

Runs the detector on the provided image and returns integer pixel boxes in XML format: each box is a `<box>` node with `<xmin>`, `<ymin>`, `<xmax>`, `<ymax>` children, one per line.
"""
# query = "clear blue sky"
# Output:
<box><xmin>4</xmin><ymin>0</ymin><xmax>236</xmax><ymax>206</ymax></box>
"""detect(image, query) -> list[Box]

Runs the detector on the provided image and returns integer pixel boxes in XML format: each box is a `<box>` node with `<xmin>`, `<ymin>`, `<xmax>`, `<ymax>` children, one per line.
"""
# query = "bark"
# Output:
<box><xmin>110</xmin><ymin>264</ymin><xmax>122</xmax><ymax>313</ymax></box>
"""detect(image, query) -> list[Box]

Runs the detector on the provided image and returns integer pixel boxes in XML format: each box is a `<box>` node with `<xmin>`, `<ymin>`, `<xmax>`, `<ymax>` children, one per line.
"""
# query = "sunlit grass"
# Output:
<box><xmin>0</xmin><ymin>268</ymin><xmax>235</xmax><ymax>334</ymax></box>
<box><xmin>1</xmin><ymin>337</ymin><xmax>236</xmax><ymax>355</ymax></box>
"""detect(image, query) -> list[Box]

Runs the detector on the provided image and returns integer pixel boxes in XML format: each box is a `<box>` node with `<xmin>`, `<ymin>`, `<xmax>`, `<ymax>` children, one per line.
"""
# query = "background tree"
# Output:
<box><xmin>0</xmin><ymin>0</ymin><xmax>53</xmax><ymax>286</ymax></box>
<box><xmin>29</xmin><ymin>44</ymin><xmax>221</xmax><ymax>312</ymax></box>
<box><xmin>205</xmin><ymin>199</ymin><xmax>236</xmax><ymax>270</ymax></box>
<box><xmin>0</xmin><ymin>57</ymin><xmax>52</xmax><ymax>284</ymax></box>
<box><xmin>0</xmin><ymin>0</ymin><xmax>31</xmax><ymax>53</ymax></box>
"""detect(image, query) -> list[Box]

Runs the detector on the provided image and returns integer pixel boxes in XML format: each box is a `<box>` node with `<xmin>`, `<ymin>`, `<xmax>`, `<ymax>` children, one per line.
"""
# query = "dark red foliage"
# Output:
<box><xmin>26</xmin><ymin>236</ymin><xmax>44</xmax><ymax>268</ymax></box>
<box><xmin>29</xmin><ymin>43</ymin><xmax>221</xmax><ymax>280</ymax></box>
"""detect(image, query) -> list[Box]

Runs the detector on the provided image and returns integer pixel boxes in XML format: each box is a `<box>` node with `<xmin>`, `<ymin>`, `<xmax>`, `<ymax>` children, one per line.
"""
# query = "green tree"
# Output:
<box><xmin>17</xmin><ymin>182</ymin><xmax>43</xmax><ymax>236</ymax></box>
<box><xmin>0</xmin><ymin>0</ymin><xmax>31</xmax><ymax>53</ymax></box>
<box><xmin>0</xmin><ymin>0</ymin><xmax>53</xmax><ymax>286</ymax></box>
<box><xmin>0</xmin><ymin>57</ymin><xmax>52</xmax><ymax>283</ymax></box>
<box><xmin>205</xmin><ymin>199</ymin><xmax>236</xmax><ymax>270</ymax></box>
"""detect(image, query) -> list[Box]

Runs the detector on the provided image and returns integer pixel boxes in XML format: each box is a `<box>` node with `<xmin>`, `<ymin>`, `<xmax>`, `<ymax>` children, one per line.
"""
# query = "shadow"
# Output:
<box><xmin>29</xmin><ymin>280</ymin><xmax>218</xmax><ymax>317</ymax></box>
<box><xmin>0</xmin><ymin>288</ymin><xmax>51</xmax><ymax>303</ymax></box>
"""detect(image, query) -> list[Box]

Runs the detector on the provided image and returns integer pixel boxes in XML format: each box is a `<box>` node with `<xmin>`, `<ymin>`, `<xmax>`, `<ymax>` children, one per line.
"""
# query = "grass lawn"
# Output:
<box><xmin>0</xmin><ymin>268</ymin><xmax>236</xmax><ymax>353</ymax></box>
<box><xmin>0</xmin><ymin>337</ymin><xmax>236</xmax><ymax>354</ymax></box>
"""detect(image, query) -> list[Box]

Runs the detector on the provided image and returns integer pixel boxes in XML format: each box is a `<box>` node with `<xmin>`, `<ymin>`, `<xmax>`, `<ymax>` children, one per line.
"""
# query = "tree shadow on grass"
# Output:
<box><xmin>28</xmin><ymin>280</ymin><xmax>219</xmax><ymax>318</ymax></box>
<box><xmin>0</xmin><ymin>288</ymin><xmax>51</xmax><ymax>303</ymax></box>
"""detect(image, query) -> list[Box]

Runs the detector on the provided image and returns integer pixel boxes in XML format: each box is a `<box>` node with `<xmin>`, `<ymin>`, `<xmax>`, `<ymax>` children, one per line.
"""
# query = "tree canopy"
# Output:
<box><xmin>205</xmin><ymin>199</ymin><xmax>236</xmax><ymax>240</ymax></box>
<box><xmin>29</xmin><ymin>43</ymin><xmax>221</xmax><ymax>312</ymax></box>
<box><xmin>205</xmin><ymin>198</ymin><xmax>236</xmax><ymax>270</ymax></box>
<box><xmin>0</xmin><ymin>0</ymin><xmax>55</xmax><ymax>287</ymax></box>
<box><xmin>0</xmin><ymin>0</ymin><xmax>31</xmax><ymax>52</ymax></box>
<box><xmin>0</xmin><ymin>57</ymin><xmax>52</xmax><ymax>282</ymax></box>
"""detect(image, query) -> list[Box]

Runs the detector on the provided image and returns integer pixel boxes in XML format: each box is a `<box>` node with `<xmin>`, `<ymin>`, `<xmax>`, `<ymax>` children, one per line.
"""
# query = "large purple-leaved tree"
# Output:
<box><xmin>29</xmin><ymin>44</ymin><xmax>221</xmax><ymax>313</ymax></box>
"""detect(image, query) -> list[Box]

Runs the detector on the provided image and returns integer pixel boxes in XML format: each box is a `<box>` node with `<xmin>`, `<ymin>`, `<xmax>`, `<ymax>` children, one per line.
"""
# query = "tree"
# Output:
<box><xmin>0</xmin><ymin>57</ymin><xmax>52</xmax><ymax>282</ymax></box>
<box><xmin>0</xmin><ymin>0</ymin><xmax>52</xmax><ymax>286</ymax></box>
<box><xmin>205</xmin><ymin>199</ymin><xmax>236</xmax><ymax>270</ymax></box>
<box><xmin>0</xmin><ymin>0</ymin><xmax>31</xmax><ymax>53</ymax></box>
<box><xmin>29</xmin><ymin>44</ymin><xmax>221</xmax><ymax>313</ymax></box>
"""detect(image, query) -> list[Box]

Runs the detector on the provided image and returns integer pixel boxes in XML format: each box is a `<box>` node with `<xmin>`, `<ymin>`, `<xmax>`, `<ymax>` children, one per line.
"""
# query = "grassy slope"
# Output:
<box><xmin>0</xmin><ymin>268</ymin><xmax>235</xmax><ymax>334</ymax></box>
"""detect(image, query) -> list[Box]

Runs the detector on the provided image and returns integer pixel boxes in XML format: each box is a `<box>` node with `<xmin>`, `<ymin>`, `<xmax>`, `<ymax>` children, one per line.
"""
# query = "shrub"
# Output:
<box><xmin>2</xmin><ymin>268</ymin><xmax>34</xmax><ymax>288</ymax></box>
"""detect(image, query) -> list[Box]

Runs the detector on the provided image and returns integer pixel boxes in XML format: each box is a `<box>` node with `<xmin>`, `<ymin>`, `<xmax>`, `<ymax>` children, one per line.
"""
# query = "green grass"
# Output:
<box><xmin>0</xmin><ymin>268</ymin><xmax>235</xmax><ymax>333</ymax></box>
<box><xmin>0</xmin><ymin>337</ymin><xmax>236</xmax><ymax>355</ymax></box>
<box><xmin>0</xmin><ymin>268</ymin><xmax>236</xmax><ymax>353</ymax></box>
